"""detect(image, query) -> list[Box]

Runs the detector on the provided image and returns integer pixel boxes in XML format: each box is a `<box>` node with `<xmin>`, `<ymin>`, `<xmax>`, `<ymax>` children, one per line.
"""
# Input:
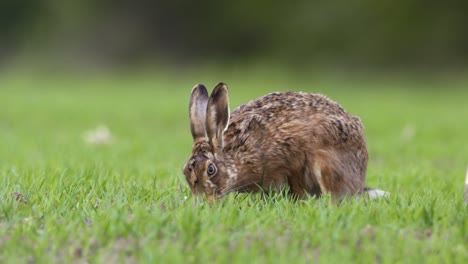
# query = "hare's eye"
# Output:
<box><xmin>207</xmin><ymin>164</ymin><xmax>217</xmax><ymax>176</ymax></box>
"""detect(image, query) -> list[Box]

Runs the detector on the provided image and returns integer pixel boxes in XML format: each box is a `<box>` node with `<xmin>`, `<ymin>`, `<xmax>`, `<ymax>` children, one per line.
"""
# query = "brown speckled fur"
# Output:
<box><xmin>184</xmin><ymin>83</ymin><xmax>368</xmax><ymax>203</ymax></box>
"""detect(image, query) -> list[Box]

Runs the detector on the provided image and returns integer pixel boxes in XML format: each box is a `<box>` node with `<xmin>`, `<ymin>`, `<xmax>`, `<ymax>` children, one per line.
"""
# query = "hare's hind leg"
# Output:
<box><xmin>312</xmin><ymin>156</ymin><xmax>339</xmax><ymax>202</ymax></box>
<box><xmin>312</xmin><ymin>149</ymin><xmax>364</xmax><ymax>203</ymax></box>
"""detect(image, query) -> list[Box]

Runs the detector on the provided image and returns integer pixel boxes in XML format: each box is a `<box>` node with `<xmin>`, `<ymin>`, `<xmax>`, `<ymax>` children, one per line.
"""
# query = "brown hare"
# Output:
<box><xmin>183</xmin><ymin>82</ymin><xmax>387</xmax><ymax>203</ymax></box>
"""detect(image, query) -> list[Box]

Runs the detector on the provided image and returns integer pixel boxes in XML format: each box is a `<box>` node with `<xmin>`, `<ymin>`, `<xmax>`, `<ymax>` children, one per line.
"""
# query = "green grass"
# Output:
<box><xmin>0</xmin><ymin>70</ymin><xmax>467</xmax><ymax>263</ymax></box>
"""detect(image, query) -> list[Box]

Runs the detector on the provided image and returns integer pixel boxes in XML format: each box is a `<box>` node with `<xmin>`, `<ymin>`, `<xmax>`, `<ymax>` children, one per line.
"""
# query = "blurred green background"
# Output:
<box><xmin>1</xmin><ymin>0</ymin><xmax>467</xmax><ymax>71</ymax></box>
<box><xmin>1</xmin><ymin>2</ymin><xmax>468</xmax><ymax>263</ymax></box>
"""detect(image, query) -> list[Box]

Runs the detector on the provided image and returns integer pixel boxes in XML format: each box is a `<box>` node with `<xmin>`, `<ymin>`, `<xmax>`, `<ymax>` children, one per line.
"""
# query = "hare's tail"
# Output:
<box><xmin>464</xmin><ymin>164</ymin><xmax>468</xmax><ymax>203</ymax></box>
<box><xmin>363</xmin><ymin>187</ymin><xmax>390</xmax><ymax>199</ymax></box>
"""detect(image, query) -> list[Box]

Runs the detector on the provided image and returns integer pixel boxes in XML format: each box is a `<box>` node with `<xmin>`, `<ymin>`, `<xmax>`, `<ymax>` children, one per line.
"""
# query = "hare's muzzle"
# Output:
<box><xmin>205</xmin><ymin>193</ymin><xmax>218</xmax><ymax>205</ymax></box>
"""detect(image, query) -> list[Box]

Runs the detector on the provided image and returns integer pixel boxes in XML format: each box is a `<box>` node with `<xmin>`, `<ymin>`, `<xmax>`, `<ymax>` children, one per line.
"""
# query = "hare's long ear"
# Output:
<box><xmin>206</xmin><ymin>82</ymin><xmax>230</xmax><ymax>156</ymax></box>
<box><xmin>189</xmin><ymin>84</ymin><xmax>209</xmax><ymax>141</ymax></box>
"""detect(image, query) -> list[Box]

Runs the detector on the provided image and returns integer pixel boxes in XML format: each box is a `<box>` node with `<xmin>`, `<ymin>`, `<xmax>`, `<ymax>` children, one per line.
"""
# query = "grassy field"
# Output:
<box><xmin>0</xmin><ymin>69</ymin><xmax>467</xmax><ymax>263</ymax></box>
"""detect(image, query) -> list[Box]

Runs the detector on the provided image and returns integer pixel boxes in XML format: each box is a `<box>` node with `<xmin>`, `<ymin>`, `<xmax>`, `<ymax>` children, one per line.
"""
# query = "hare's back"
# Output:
<box><xmin>226</xmin><ymin>92</ymin><xmax>365</xmax><ymax>148</ymax></box>
<box><xmin>231</xmin><ymin>91</ymin><xmax>355</xmax><ymax>124</ymax></box>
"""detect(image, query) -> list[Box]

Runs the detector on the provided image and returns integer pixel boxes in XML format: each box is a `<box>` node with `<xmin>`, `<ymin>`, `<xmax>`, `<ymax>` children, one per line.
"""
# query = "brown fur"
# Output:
<box><xmin>184</xmin><ymin>83</ymin><xmax>369</xmax><ymax>203</ymax></box>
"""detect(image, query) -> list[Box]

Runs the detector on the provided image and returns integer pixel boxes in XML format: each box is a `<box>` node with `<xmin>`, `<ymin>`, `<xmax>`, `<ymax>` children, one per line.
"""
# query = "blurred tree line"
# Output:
<box><xmin>1</xmin><ymin>0</ymin><xmax>467</xmax><ymax>69</ymax></box>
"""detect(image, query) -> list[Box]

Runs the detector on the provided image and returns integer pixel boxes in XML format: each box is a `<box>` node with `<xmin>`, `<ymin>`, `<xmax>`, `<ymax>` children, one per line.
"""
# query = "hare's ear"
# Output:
<box><xmin>189</xmin><ymin>84</ymin><xmax>209</xmax><ymax>141</ymax></box>
<box><xmin>206</xmin><ymin>82</ymin><xmax>230</xmax><ymax>155</ymax></box>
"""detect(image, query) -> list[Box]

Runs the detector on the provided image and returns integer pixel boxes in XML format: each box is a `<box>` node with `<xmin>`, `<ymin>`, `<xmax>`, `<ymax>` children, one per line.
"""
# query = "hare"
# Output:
<box><xmin>183</xmin><ymin>82</ymin><xmax>387</xmax><ymax>203</ymax></box>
